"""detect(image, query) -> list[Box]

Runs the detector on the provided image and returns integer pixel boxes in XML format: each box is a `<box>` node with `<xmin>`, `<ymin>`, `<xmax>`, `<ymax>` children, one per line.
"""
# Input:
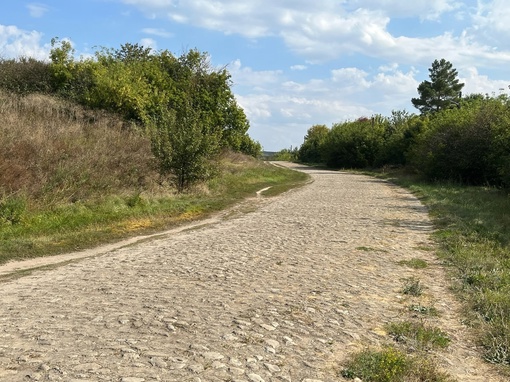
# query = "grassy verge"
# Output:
<box><xmin>371</xmin><ymin>169</ymin><xmax>510</xmax><ymax>369</ymax></box>
<box><xmin>0</xmin><ymin>158</ymin><xmax>308</xmax><ymax>265</ymax></box>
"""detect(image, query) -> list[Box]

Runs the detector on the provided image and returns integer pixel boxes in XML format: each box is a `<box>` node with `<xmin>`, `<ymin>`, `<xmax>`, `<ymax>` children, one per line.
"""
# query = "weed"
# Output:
<box><xmin>0</xmin><ymin>195</ymin><xmax>26</xmax><ymax>225</ymax></box>
<box><xmin>341</xmin><ymin>346</ymin><xmax>455</xmax><ymax>382</ymax></box>
<box><xmin>386</xmin><ymin>321</ymin><xmax>450</xmax><ymax>350</ymax></box>
<box><xmin>402</xmin><ymin>277</ymin><xmax>423</xmax><ymax>296</ymax></box>
<box><xmin>398</xmin><ymin>258</ymin><xmax>428</xmax><ymax>269</ymax></box>
<box><xmin>408</xmin><ymin>304</ymin><xmax>439</xmax><ymax>316</ymax></box>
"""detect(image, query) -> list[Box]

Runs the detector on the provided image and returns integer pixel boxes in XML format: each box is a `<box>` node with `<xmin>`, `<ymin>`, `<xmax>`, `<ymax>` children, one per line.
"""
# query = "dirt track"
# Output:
<box><xmin>0</xmin><ymin>163</ymin><xmax>504</xmax><ymax>381</ymax></box>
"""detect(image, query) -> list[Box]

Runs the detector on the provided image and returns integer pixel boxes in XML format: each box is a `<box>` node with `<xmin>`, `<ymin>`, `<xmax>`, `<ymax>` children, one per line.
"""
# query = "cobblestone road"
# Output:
<box><xmin>0</xmin><ymin>163</ymin><xmax>503</xmax><ymax>381</ymax></box>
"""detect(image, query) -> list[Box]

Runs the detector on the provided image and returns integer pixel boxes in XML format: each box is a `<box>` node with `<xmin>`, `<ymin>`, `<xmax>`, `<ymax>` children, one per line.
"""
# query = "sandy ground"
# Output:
<box><xmin>0</xmin><ymin>162</ymin><xmax>504</xmax><ymax>382</ymax></box>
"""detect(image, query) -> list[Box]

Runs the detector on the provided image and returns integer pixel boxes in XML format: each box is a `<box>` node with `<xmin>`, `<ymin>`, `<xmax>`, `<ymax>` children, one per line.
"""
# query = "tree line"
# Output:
<box><xmin>0</xmin><ymin>39</ymin><xmax>261</xmax><ymax>192</ymax></box>
<box><xmin>295</xmin><ymin>59</ymin><xmax>510</xmax><ymax>187</ymax></box>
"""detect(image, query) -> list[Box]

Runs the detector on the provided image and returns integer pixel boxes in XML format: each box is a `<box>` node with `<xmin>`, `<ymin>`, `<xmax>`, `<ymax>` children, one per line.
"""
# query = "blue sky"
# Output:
<box><xmin>2</xmin><ymin>1</ymin><xmax>510</xmax><ymax>151</ymax></box>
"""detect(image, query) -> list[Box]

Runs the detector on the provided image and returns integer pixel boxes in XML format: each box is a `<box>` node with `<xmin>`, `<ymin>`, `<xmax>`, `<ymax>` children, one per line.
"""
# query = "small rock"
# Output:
<box><xmin>264</xmin><ymin>363</ymin><xmax>281</xmax><ymax>373</ymax></box>
<box><xmin>265</xmin><ymin>346</ymin><xmax>276</xmax><ymax>354</ymax></box>
<box><xmin>203</xmin><ymin>351</ymin><xmax>224</xmax><ymax>360</ymax></box>
<box><xmin>265</xmin><ymin>339</ymin><xmax>280</xmax><ymax>348</ymax></box>
<box><xmin>248</xmin><ymin>373</ymin><xmax>265</xmax><ymax>382</ymax></box>
<box><xmin>260</xmin><ymin>324</ymin><xmax>276</xmax><ymax>331</ymax></box>
<box><xmin>229</xmin><ymin>366</ymin><xmax>245</xmax><ymax>375</ymax></box>
<box><xmin>230</xmin><ymin>358</ymin><xmax>243</xmax><ymax>367</ymax></box>
<box><xmin>188</xmin><ymin>364</ymin><xmax>205</xmax><ymax>373</ymax></box>
<box><xmin>211</xmin><ymin>361</ymin><xmax>226</xmax><ymax>369</ymax></box>
<box><xmin>149</xmin><ymin>357</ymin><xmax>167</xmax><ymax>368</ymax></box>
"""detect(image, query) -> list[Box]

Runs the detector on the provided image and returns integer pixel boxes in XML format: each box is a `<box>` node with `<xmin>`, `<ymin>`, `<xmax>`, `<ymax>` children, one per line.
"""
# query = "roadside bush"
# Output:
<box><xmin>322</xmin><ymin>117</ymin><xmax>386</xmax><ymax>168</ymax></box>
<box><xmin>409</xmin><ymin>95</ymin><xmax>510</xmax><ymax>186</ymax></box>
<box><xmin>0</xmin><ymin>57</ymin><xmax>52</xmax><ymax>94</ymax></box>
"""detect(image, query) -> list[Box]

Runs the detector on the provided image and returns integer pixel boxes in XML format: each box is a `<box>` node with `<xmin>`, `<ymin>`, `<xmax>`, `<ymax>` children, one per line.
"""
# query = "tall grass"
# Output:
<box><xmin>0</xmin><ymin>91</ymin><xmax>308</xmax><ymax>264</ymax></box>
<box><xmin>377</xmin><ymin>169</ymin><xmax>510</xmax><ymax>368</ymax></box>
<box><xmin>0</xmin><ymin>90</ymin><xmax>156</xmax><ymax>203</ymax></box>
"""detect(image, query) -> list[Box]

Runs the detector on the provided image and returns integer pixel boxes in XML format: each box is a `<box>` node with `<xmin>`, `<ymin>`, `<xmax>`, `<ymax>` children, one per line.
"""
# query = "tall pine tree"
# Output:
<box><xmin>412</xmin><ymin>59</ymin><xmax>464</xmax><ymax>114</ymax></box>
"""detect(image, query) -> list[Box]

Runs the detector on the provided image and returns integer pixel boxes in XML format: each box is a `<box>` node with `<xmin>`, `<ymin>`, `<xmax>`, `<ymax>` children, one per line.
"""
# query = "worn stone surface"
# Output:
<box><xmin>0</xmin><ymin>163</ymin><xmax>504</xmax><ymax>381</ymax></box>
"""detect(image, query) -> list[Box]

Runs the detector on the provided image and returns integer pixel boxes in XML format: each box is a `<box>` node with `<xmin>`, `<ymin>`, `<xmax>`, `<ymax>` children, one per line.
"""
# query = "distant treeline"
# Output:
<box><xmin>0</xmin><ymin>39</ymin><xmax>261</xmax><ymax>191</ymax></box>
<box><xmin>293</xmin><ymin>94</ymin><xmax>510</xmax><ymax>187</ymax></box>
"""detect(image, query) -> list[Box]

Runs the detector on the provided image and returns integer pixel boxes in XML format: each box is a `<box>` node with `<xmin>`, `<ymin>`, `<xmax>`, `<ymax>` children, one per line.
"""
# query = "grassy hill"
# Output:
<box><xmin>0</xmin><ymin>90</ymin><xmax>308</xmax><ymax>264</ymax></box>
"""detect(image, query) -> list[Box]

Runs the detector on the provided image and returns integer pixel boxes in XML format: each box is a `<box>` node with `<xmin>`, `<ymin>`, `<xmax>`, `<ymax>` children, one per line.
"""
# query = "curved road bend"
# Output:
<box><xmin>0</xmin><ymin>162</ymin><xmax>502</xmax><ymax>381</ymax></box>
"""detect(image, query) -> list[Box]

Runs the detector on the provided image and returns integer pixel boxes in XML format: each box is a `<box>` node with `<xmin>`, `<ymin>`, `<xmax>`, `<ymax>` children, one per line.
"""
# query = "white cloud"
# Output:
<box><xmin>348</xmin><ymin>0</ymin><xmax>462</xmax><ymax>20</ymax></box>
<box><xmin>118</xmin><ymin>0</ymin><xmax>510</xmax><ymax>69</ymax></box>
<box><xmin>230</xmin><ymin>60</ymin><xmax>420</xmax><ymax>150</ymax></box>
<box><xmin>290</xmin><ymin>64</ymin><xmax>307</xmax><ymax>71</ymax></box>
<box><xmin>141</xmin><ymin>28</ymin><xmax>173</xmax><ymax>38</ymax></box>
<box><xmin>229</xmin><ymin>59</ymin><xmax>283</xmax><ymax>89</ymax></box>
<box><xmin>27</xmin><ymin>3</ymin><xmax>49</xmax><ymax>18</ymax></box>
<box><xmin>139</xmin><ymin>38</ymin><xmax>158</xmax><ymax>50</ymax></box>
<box><xmin>472</xmin><ymin>0</ymin><xmax>510</xmax><ymax>49</ymax></box>
<box><xmin>460</xmin><ymin>66</ymin><xmax>510</xmax><ymax>97</ymax></box>
<box><xmin>0</xmin><ymin>24</ymin><xmax>49</xmax><ymax>60</ymax></box>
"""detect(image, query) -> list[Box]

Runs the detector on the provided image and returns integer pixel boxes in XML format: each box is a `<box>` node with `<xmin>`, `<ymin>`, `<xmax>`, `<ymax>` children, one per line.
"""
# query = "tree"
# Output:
<box><xmin>150</xmin><ymin>102</ymin><xmax>221</xmax><ymax>193</ymax></box>
<box><xmin>412</xmin><ymin>59</ymin><xmax>464</xmax><ymax>114</ymax></box>
<box><xmin>298</xmin><ymin>124</ymin><xmax>329</xmax><ymax>163</ymax></box>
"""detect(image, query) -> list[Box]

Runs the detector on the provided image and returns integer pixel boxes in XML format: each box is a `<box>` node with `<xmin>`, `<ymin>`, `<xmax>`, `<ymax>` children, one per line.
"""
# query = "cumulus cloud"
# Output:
<box><xmin>117</xmin><ymin>0</ymin><xmax>510</xmax><ymax>68</ymax></box>
<box><xmin>0</xmin><ymin>24</ymin><xmax>49</xmax><ymax>60</ymax></box>
<box><xmin>472</xmin><ymin>0</ymin><xmax>510</xmax><ymax>49</ymax></box>
<box><xmin>230</xmin><ymin>60</ymin><xmax>420</xmax><ymax>150</ymax></box>
<box><xmin>347</xmin><ymin>0</ymin><xmax>462</xmax><ymax>20</ymax></box>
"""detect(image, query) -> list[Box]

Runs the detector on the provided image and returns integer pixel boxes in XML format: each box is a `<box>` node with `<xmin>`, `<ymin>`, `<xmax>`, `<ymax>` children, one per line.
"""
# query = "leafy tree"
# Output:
<box><xmin>150</xmin><ymin>102</ymin><xmax>221</xmax><ymax>193</ymax></box>
<box><xmin>322</xmin><ymin>117</ymin><xmax>386</xmax><ymax>168</ymax></box>
<box><xmin>412</xmin><ymin>59</ymin><xmax>464</xmax><ymax>114</ymax></box>
<box><xmin>298</xmin><ymin>124</ymin><xmax>329</xmax><ymax>163</ymax></box>
<box><xmin>49</xmin><ymin>37</ymin><xmax>76</xmax><ymax>92</ymax></box>
<box><xmin>409</xmin><ymin>95</ymin><xmax>510</xmax><ymax>185</ymax></box>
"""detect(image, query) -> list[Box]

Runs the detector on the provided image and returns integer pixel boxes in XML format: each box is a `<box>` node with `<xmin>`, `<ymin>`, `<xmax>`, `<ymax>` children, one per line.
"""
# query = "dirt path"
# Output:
<box><xmin>0</xmin><ymin>163</ymin><xmax>503</xmax><ymax>381</ymax></box>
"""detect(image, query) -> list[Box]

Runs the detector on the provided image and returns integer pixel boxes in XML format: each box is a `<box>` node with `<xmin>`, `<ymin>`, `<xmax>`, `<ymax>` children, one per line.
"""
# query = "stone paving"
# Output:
<box><xmin>0</xmin><ymin>163</ymin><xmax>503</xmax><ymax>381</ymax></box>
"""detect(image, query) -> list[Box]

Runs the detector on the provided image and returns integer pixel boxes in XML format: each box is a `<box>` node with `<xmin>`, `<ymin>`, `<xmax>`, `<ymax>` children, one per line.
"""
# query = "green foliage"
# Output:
<box><xmin>341</xmin><ymin>346</ymin><xmax>409</xmax><ymax>382</ymax></box>
<box><xmin>0</xmin><ymin>57</ymin><xmax>52</xmax><ymax>94</ymax></box>
<box><xmin>398</xmin><ymin>258</ymin><xmax>428</xmax><ymax>269</ymax></box>
<box><xmin>273</xmin><ymin>147</ymin><xmax>299</xmax><ymax>161</ymax></box>
<box><xmin>387</xmin><ymin>321</ymin><xmax>451</xmax><ymax>350</ymax></box>
<box><xmin>297</xmin><ymin>124</ymin><xmax>329</xmax><ymax>163</ymax></box>
<box><xmin>49</xmin><ymin>37</ymin><xmax>76</xmax><ymax>93</ymax></box>
<box><xmin>150</xmin><ymin>104</ymin><xmax>221</xmax><ymax>193</ymax></box>
<box><xmin>0</xmin><ymin>195</ymin><xmax>26</xmax><ymax>225</ymax></box>
<box><xmin>322</xmin><ymin>117</ymin><xmax>386</xmax><ymax>168</ymax></box>
<box><xmin>402</xmin><ymin>277</ymin><xmax>423</xmax><ymax>296</ymax></box>
<box><xmin>412</xmin><ymin>59</ymin><xmax>464</xmax><ymax>114</ymax></box>
<box><xmin>410</xmin><ymin>95</ymin><xmax>510</xmax><ymax>185</ymax></box>
<box><xmin>341</xmin><ymin>346</ymin><xmax>454</xmax><ymax>382</ymax></box>
<box><xmin>5</xmin><ymin>39</ymin><xmax>259</xmax><ymax>192</ymax></box>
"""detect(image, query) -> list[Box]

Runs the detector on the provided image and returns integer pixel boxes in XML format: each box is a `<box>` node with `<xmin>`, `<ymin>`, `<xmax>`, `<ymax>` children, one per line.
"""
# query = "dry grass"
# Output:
<box><xmin>0</xmin><ymin>91</ymin><xmax>159</xmax><ymax>205</ymax></box>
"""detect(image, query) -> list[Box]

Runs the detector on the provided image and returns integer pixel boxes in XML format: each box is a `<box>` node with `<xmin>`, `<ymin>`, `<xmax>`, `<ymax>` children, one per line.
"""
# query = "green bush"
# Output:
<box><xmin>0</xmin><ymin>58</ymin><xmax>52</xmax><ymax>94</ymax></box>
<box><xmin>409</xmin><ymin>95</ymin><xmax>510</xmax><ymax>186</ymax></box>
<box><xmin>322</xmin><ymin>117</ymin><xmax>386</xmax><ymax>168</ymax></box>
<box><xmin>0</xmin><ymin>195</ymin><xmax>26</xmax><ymax>225</ymax></box>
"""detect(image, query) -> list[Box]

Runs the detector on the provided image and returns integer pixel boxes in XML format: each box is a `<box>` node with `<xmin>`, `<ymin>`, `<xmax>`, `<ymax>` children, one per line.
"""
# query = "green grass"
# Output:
<box><xmin>341</xmin><ymin>346</ymin><xmax>454</xmax><ymax>382</ymax></box>
<box><xmin>386</xmin><ymin>321</ymin><xmax>451</xmax><ymax>350</ymax></box>
<box><xmin>408</xmin><ymin>304</ymin><xmax>439</xmax><ymax>316</ymax></box>
<box><xmin>398</xmin><ymin>258</ymin><xmax>428</xmax><ymax>269</ymax></box>
<box><xmin>401</xmin><ymin>276</ymin><xmax>423</xmax><ymax>296</ymax></box>
<box><xmin>0</xmin><ymin>159</ymin><xmax>308</xmax><ymax>264</ymax></box>
<box><xmin>371</xmin><ymin>168</ymin><xmax>510</xmax><ymax>367</ymax></box>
